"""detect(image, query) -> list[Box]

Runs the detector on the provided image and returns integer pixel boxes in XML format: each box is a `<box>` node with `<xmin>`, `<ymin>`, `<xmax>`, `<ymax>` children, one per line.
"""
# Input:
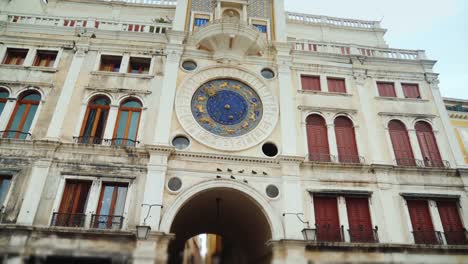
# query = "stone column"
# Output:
<box><xmin>103</xmin><ymin>104</ymin><xmax>119</xmax><ymax>144</ymax></box>
<box><xmin>408</xmin><ymin>129</ymin><xmax>424</xmax><ymax>161</ymax></box>
<box><xmin>337</xmin><ymin>196</ymin><xmax>350</xmax><ymax>242</ymax></box>
<box><xmin>152</xmin><ymin>33</ymin><xmax>184</xmax><ymax>145</ymax></box>
<box><xmin>0</xmin><ymin>98</ymin><xmax>17</xmax><ymax>131</ymax></box>
<box><xmin>276</xmin><ymin>43</ymin><xmax>298</xmax><ymax>156</ymax></box>
<box><xmin>172</xmin><ymin>0</ymin><xmax>189</xmax><ymax>31</ymax></box>
<box><xmin>45</xmin><ymin>43</ymin><xmax>88</xmax><ymax>141</ymax></box>
<box><xmin>327</xmin><ymin>123</ymin><xmax>339</xmax><ymax>160</ymax></box>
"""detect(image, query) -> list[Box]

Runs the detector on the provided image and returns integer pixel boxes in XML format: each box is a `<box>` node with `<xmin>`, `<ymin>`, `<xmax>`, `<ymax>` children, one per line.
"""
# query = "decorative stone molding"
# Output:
<box><xmin>298</xmin><ymin>106</ymin><xmax>358</xmax><ymax>114</ymax></box>
<box><xmin>175</xmin><ymin>66</ymin><xmax>279</xmax><ymax>151</ymax></box>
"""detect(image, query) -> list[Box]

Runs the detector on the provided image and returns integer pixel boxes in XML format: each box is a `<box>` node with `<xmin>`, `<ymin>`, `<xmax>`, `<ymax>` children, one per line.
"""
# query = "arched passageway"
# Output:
<box><xmin>167</xmin><ymin>187</ymin><xmax>273</xmax><ymax>264</ymax></box>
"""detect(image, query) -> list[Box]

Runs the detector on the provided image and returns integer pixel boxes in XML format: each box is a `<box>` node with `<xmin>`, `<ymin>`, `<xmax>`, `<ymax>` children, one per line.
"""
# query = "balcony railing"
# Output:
<box><xmin>338</xmin><ymin>155</ymin><xmax>365</xmax><ymax>165</ymax></box>
<box><xmin>395</xmin><ymin>158</ymin><xmax>423</xmax><ymax>167</ymax></box>
<box><xmin>348</xmin><ymin>226</ymin><xmax>379</xmax><ymax>243</ymax></box>
<box><xmin>90</xmin><ymin>214</ymin><xmax>124</xmax><ymax>230</ymax></box>
<box><xmin>423</xmin><ymin>158</ymin><xmax>450</xmax><ymax>169</ymax></box>
<box><xmin>443</xmin><ymin>229</ymin><xmax>468</xmax><ymax>245</ymax></box>
<box><xmin>307</xmin><ymin>153</ymin><xmax>337</xmax><ymax>163</ymax></box>
<box><xmin>0</xmin><ymin>130</ymin><xmax>32</xmax><ymax>140</ymax></box>
<box><xmin>286</xmin><ymin>11</ymin><xmax>381</xmax><ymax>29</ymax></box>
<box><xmin>51</xmin><ymin>212</ymin><xmax>86</xmax><ymax>228</ymax></box>
<box><xmin>106</xmin><ymin>138</ymin><xmax>140</xmax><ymax>147</ymax></box>
<box><xmin>292</xmin><ymin>40</ymin><xmax>427</xmax><ymax>61</ymax></box>
<box><xmin>412</xmin><ymin>230</ymin><xmax>443</xmax><ymax>245</ymax></box>
<box><xmin>316</xmin><ymin>224</ymin><xmax>344</xmax><ymax>242</ymax></box>
<box><xmin>73</xmin><ymin>136</ymin><xmax>104</xmax><ymax>145</ymax></box>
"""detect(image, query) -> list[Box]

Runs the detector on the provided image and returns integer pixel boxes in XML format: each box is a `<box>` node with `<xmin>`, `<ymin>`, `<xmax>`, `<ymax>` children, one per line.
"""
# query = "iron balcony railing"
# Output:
<box><xmin>90</xmin><ymin>214</ymin><xmax>124</xmax><ymax>230</ymax></box>
<box><xmin>307</xmin><ymin>153</ymin><xmax>337</xmax><ymax>163</ymax></box>
<box><xmin>443</xmin><ymin>229</ymin><xmax>468</xmax><ymax>245</ymax></box>
<box><xmin>106</xmin><ymin>138</ymin><xmax>140</xmax><ymax>147</ymax></box>
<box><xmin>412</xmin><ymin>230</ymin><xmax>443</xmax><ymax>245</ymax></box>
<box><xmin>0</xmin><ymin>130</ymin><xmax>32</xmax><ymax>140</ymax></box>
<box><xmin>348</xmin><ymin>226</ymin><xmax>379</xmax><ymax>243</ymax></box>
<box><xmin>394</xmin><ymin>158</ymin><xmax>423</xmax><ymax>167</ymax></box>
<box><xmin>315</xmin><ymin>224</ymin><xmax>344</xmax><ymax>242</ymax></box>
<box><xmin>338</xmin><ymin>155</ymin><xmax>365</xmax><ymax>165</ymax></box>
<box><xmin>423</xmin><ymin>158</ymin><xmax>450</xmax><ymax>169</ymax></box>
<box><xmin>51</xmin><ymin>212</ymin><xmax>86</xmax><ymax>228</ymax></box>
<box><xmin>73</xmin><ymin>136</ymin><xmax>104</xmax><ymax>145</ymax></box>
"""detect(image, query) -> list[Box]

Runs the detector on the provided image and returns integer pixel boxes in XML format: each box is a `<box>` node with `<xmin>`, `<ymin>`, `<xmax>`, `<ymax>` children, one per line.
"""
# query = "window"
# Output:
<box><xmin>128</xmin><ymin>57</ymin><xmax>150</xmax><ymax>74</ymax></box>
<box><xmin>415</xmin><ymin>121</ymin><xmax>443</xmax><ymax>167</ymax></box>
<box><xmin>407</xmin><ymin>199</ymin><xmax>439</xmax><ymax>244</ymax></box>
<box><xmin>389</xmin><ymin>120</ymin><xmax>416</xmax><ymax>166</ymax></box>
<box><xmin>0</xmin><ymin>176</ymin><xmax>12</xmax><ymax>206</ymax></box>
<box><xmin>4</xmin><ymin>91</ymin><xmax>41</xmax><ymax>139</ymax></box>
<box><xmin>92</xmin><ymin>182</ymin><xmax>128</xmax><ymax>229</ymax></box>
<box><xmin>340</xmin><ymin>47</ymin><xmax>350</xmax><ymax>55</ymax></box>
<box><xmin>33</xmin><ymin>50</ymin><xmax>58</xmax><ymax>67</ymax></box>
<box><xmin>0</xmin><ymin>89</ymin><xmax>9</xmax><ymax>117</ymax></box>
<box><xmin>437</xmin><ymin>200</ymin><xmax>467</xmax><ymax>245</ymax></box>
<box><xmin>112</xmin><ymin>98</ymin><xmax>142</xmax><ymax>146</ymax></box>
<box><xmin>402</xmin><ymin>83</ymin><xmax>421</xmax><ymax>99</ymax></box>
<box><xmin>53</xmin><ymin>180</ymin><xmax>91</xmax><ymax>227</ymax></box>
<box><xmin>314</xmin><ymin>196</ymin><xmax>342</xmax><ymax>242</ymax></box>
<box><xmin>306</xmin><ymin>115</ymin><xmax>330</xmax><ymax>162</ymax></box>
<box><xmin>346</xmin><ymin>197</ymin><xmax>375</xmax><ymax>242</ymax></box>
<box><xmin>301</xmin><ymin>75</ymin><xmax>321</xmax><ymax>91</ymax></box>
<box><xmin>2</xmin><ymin>48</ymin><xmax>28</xmax><ymax>65</ymax></box>
<box><xmin>253</xmin><ymin>24</ymin><xmax>267</xmax><ymax>33</ymax></box>
<box><xmin>327</xmin><ymin>78</ymin><xmax>346</xmax><ymax>93</ymax></box>
<box><xmin>126</xmin><ymin>24</ymin><xmax>145</xmax><ymax>32</ymax></box>
<box><xmin>99</xmin><ymin>55</ymin><xmax>122</xmax><ymax>72</ymax></box>
<box><xmin>334</xmin><ymin>116</ymin><xmax>359</xmax><ymax>163</ymax></box>
<box><xmin>78</xmin><ymin>96</ymin><xmax>111</xmax><ymax>144</ymax></box>
<box><xmin>377</xmin><ymin>82</ymin><xmax>396</xmax><ymax>97</ymax></box>
<box><xmin>194</xmin><ymin>17</ymin><xmax>209</xmax><ymax>28</ymax></box>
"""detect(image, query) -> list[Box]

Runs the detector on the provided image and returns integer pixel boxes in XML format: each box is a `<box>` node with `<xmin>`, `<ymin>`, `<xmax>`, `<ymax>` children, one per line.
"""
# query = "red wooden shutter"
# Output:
<box><xmin>58</xmin><ymin>180</ymin><xmax>92</xmax><ymax>214</ymax></box>
<box><xmin>377</xmin><ymin>82</ymin><xmax>396</xmax><ymax>97</ymax></box>
<box><xmin>334</xmin><ymin>117</ymin><xmax>359</xmax><ymax>163</ymax></box>
<box><xmin>306</xmin><ymin>115</ymin><xmax>330</xmax><ymax>161</ymax></box>
<box><xmin>389</xmin><ymin>120</ymin><xmax>415</xmax><ymax>166</ymax></box>
<box><xmin>314</xmin><ymin>196</ymin><xmax>341</xmax><ymax>242</ymax></box>
<box><xmin>328</xmin><ymin>78</ymin><xmax>346</xmax><ymax>93</ymax></box>
<box><xmin>415</xmin><ymin>121</ymin><xmax>443</xmax><ymax>167</ymax></box>
<box><xmin>407</xmin><ymin>199</ymin><xmax>437</xmax><ymax>244</ymax></box>
<box><xmin>346</xmin><ymin>197</ymin><xmax>374</xmax><ymax>242</ymax></box>
<box><xmin>402</xmin><ymin>83</ymin><xmax>421</xmax><ymax>99</ymax></box>
<box><xmin>301</xmin><ymin>76</ymin><xmax>321</xmax><ymax>91</ymax></box>
<box><xmin>436</xmin><ymin>200</ymin><xmax>467</xmax><ymax>244</ymax></box>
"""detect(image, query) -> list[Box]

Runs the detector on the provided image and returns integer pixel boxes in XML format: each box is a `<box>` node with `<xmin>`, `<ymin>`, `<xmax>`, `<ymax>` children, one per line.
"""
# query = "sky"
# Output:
<box><xmin>285</xmin><ymin>0</ymin><xmax>468</xmax><ymax>99</ymax></box>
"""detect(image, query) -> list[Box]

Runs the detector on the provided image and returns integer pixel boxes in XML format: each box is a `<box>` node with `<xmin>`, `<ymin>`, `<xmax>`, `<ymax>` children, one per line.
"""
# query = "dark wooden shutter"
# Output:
<box><xmin>301</xmin><ymin>76</ymin><xmax>321</xmax><ymax>91</ymax></box>
<box><xmin>306</xmin><ymin>115</ymin><xmax>330</xmax><ymax>161</ymax></box>
<box><xmin>334</xmin><ymin>116</ymin><xmax>359</xmax><ymax>163</ymax></box>
<box><xmin>436</xmin><ymin>200</ymin><xmax>467</xmax><ymax>244</ymax></box>
<box><xmin>402</xmin><ymin>83</ymin><xmax>421</xmax><ymax>99</ymax></box>
<box><xmin>407</xmin><ymin>199</ymin><xmax>437</xmax><ymax>244</ymax></box>
<box><xmin>389</xmin><ymin>120</ymin><xmax>415</xmax><ymax>166</ymax></box>
<box><xmin>314</xmin><ymin>196</ymin><xmax>341</xmax><ymax>242</ymax></box>
<box><xmin>415</xmin><ymin>121</ymin><xmax>443</xmax><ymax>167</ymax></box>
<box><xmin>377</xmin><ymin>82</ymin><xmax>396</xmax><ymax>97</ymax></box>
<box><xmin>59</xmin><ymin>180</ymin><xmax>92</xmax><ymax>214</ymax></box>
<box><xmin>346</xmin><ymin>197</ymin><xmax>374</xmax><ymax>242</ymax></box>
<box><xmin>327</xmin><ymin>78</ymin><xmax>346</xmax><ymax>93</ymax></box>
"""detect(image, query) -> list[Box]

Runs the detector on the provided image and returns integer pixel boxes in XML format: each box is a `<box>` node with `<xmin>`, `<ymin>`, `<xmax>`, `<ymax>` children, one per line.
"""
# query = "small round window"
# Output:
<box><xmin>261</xmin><ymin>68</ymin><xmax>275</xmax><ymax>79</ymax></box>
<box><xmin>172</xmin><ymin>135</ymin><xmax>190</xmax><ymax>150</ymax></box>
<box><xmin>262</xmin><ymin>142</ymin><xmax>278</xmax><ymax>157</ymax></box>
<box><xmin>182</xmin><ymin>60</ymin><xmax>197</xmax><ymax>71</ymax></box>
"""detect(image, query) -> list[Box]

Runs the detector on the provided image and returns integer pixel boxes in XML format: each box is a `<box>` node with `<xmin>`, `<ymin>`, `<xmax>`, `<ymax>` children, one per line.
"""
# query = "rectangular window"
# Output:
<box><xmin>436</xmin><ymin>200</ymin><xmax>467</xmax><ymax>245</ymax></box>
<box><xmin>93</xmin><ymin>182</ymin><xmax>128</xmax><ymax>229</ymax></box>
<box><xmin>346</xmin><ymin>197</ymin><xmax>376</xmax><ymax>242</ymax></box>
<box><xmin>128</xmin><ymin>57</ymin><xmax>151</xmax><ymax>74</ymax></box>
<box><xmin>53</xmin><ymin>180</ymin><xmax>91</xmax><ymax>227</ymax></box>
<box><xmin>377</xmin><ymin>82</ymin><xmax>396</xmax><ymax>97</ymax></box>
<box><xmin>340</xmin><ymin>47</ymin><xmax>350</xmax><ymax>55</ymax></box>
<box><xmin>194</xmin><ymin>18</ymin><xmax>209</xmax><ymax>28</ymax></box>
<box><xmin>33</xmin><ymin>50</ymin><xmax>58</xmax><ymax>67</ymax></box>
<box><xmin>253</xmin><ymin>24</ymin><xmax>267</xmax><ymax>33</ymax></box>
<box><xmin>0</xmin><ymin>176</ymin><xmax>12</xmax><ymax>206</ymax></box>
<box><xmin>301</xmin><ymin>75</ymin><xmax>321</xmax><ymax>91</ymax></box>
<box><xmin>2</xmin><ymin>48</ymin><xmax>28</xmax><ymax>65</ymax></box>
<box><xmin>314</xmin><ymin>196</ymin><xmax>342</xmax><ymax>242</ymax></box>
<box><xmin>327</xmin><ymin>78</ymin><xmax>346</xmax><ymax>93</ymax></box>
<box><xmin>407</xmin><ymin>199</ymin><xmax>439</xmax><ymax>244</ymax></box>
<box><xmin>402</xmin><ymin>83</ymin><xmax>421</xmax><ymax>99</ymax></box>
<box><xmin>99</xmin><ymin>55</ymin><xmax>122</xmax><ymax>72</ymax></box>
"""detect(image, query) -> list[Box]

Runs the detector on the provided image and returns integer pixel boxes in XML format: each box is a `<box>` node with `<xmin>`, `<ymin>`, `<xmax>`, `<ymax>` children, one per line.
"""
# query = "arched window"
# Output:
<box><xmin>79</xmin><ymin>96</ymin><xmax>110</xmax><ymax>144</ymax></box>
<box><xmin>112</xmin><ymin>98</ymin><xmax>142</xmax><ymax>146</ymax></box>
<box><xmin>4</xmin><ymin>91</ymin><xmax>41</xmax><ymax>139</ymax></box>
<box><xmin>0</xmin><ymin>89</ymin><xmax>9</xmax><ymax>117</ymax></box>
<box><xmin>389</xmin><ymin>120</ymin><xmax>415</xmax><ymax>166</ymax></box>
<box><xmin>306</xmin><ymin>114</ymin><xmax>330</xmax><ymax>162</ymax></box>
<box><xmin>415</xmin><ymin>121</ymin><xmax>443</xmax><ymax>167</ymax></box>
<box><xmin>334</xmin><ymin>116</ymin><xmax>359</xmax><ymax>163</ymax></box>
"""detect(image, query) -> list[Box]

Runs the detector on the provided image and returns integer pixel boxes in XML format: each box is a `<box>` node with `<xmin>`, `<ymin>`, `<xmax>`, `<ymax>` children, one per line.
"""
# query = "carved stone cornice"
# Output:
<box><xmin>378</xmin><ymin>112</ymin><xmax>437</xmax><ymax>119</ymax></box>
<box><xmin>298</xmin><ymin>105</ymin><xmax>358</xmax><ymax>114</ymax></box>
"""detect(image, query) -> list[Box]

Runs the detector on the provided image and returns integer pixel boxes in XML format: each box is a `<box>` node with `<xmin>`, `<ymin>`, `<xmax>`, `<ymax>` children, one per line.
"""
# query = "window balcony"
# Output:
<box><xmin>348</xmin><ymin>226</ymin><xmax>379</xmax><ymax>243</ymax></box>
<box><xmin>337</xmin><ymin>155</ymin><xmax>365</xmax><ymax>165</ymax></box>
<box><xmin>412</xmin><ymin>230</ymin><xmax>443</xmax><ymax>245</ymax></box>
<box><xmin>107</xmin><ymin>138</ymin><xmax>140</xmax><ymax>147</ymax></box>
<box><xmin>50</xmin><ymin>212</ymin><xmax>86</xmax><ymax>228</ymax></box>
<box><xmin>73</xmin><ymin>136</ymin><xmax>140</xmax><ymax>147</ymax></box>
<box><xmin>423</xmin><ymin>159</ymin><xmax>450</xmax><ymax>169</ymax></box>
<box><xmin>73</xmin><ymin>136</ymin><xmax>104</xmax><ymax>145</ymax></box>
<box><xmin>443</xmin><ymin>229</ymin><xmax>468</xmax><ymax>245</ymax></box>
<box><xmin>315</xmin><ymin>224</ymin><xmax>345</xmax><ymax>243</ymax></box>
<box><xmin>0</xmin><ymin>130</ymin><xmax>32</xmax><ymax>140</ymax></box>
<box><xmin>90</xmin><ymin>214</ymin><xmax>124</xmax><ymax>230</ymax></box>
<box><xmin>394</xmin><ymin>158</ymin><xmax>423</xmax><ymax>167</ymax></box>
<box><xmin>307</xmin><ymin>153</ymin><xmax>336</xmax><ymax>163</ymax></box>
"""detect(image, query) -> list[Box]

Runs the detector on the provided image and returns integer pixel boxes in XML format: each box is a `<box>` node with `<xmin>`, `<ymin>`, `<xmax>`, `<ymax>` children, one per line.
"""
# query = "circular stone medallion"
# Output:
<box><xmin>191</xmin><ymin>79</ymin><xmax>263</xmax><ymax>137</ymax></box>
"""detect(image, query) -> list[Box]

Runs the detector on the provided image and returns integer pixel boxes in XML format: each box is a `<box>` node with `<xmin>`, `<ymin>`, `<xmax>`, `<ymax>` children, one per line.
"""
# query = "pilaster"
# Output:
<box><xmin>103</xmin><ymin>104</ymin><xmax>119</xmax><ymax>142</ymax></box>
<box><xmin>172</xmin><ymin>0</ymin><xmax>189</xmax><ymax>32</ymax></box>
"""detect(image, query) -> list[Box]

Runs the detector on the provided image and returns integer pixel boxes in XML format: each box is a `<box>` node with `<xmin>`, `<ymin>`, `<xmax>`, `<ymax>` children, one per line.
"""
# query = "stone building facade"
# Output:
<box><xmin>0</xmin><ymin>0</ymin><xmax>467</xmax><ymax>263</ymax></box>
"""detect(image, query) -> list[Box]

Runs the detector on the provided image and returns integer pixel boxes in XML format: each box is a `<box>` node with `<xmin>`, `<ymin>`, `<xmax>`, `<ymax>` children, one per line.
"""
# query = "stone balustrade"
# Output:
<box><xmin>287</xmin><ymin>11</ymin><xmax>381</xmax><ymax>29</ymax></box>
<box><xmin>97</xmin><ymin>0</ymin><xmax>177</xmax><ymax>5</ymax></box>
<box><xmin>293</xmin><ymin>40</ymin><xmax>427</xmax><ymax>60</ymax></box>
<box><xmin>6</xmin><ymin>13</ymin><xmax>172</xmax><ymax>34</ymax></box>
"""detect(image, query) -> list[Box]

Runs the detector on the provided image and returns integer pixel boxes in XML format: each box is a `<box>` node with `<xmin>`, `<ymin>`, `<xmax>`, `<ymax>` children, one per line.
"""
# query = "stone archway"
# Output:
<box><xmin>160</xmin><ymin>180</ymin><xmax>283</xmax><ymax>264</ymax></box>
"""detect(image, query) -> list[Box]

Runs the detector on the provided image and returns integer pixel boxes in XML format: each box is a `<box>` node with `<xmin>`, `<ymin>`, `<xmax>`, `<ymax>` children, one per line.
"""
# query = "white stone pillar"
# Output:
<box><xmin>395</xmin><ymin>81</ymin><xmax>405</xmax><ymax>98</ymax></box>
<box><xmin>23</xmin><ymin>47</ymin><xmax>36</xmax><ymax>66</ymax></box>
<box><xmin>120</xmin><ymin>53</ymin><xmax>130</xmax><ymax>74</ymax></box>
<box><xmin>327</xmin><ymin>123</ymin><xmax>338</xmax><ymax>161</ymax></box>
<box><xmin>172</xmin><ymin>0</ymin><xmax>189</xmax><ymax>31</ymax></box>
<box><xmin>320</xmin><ymin>75</ymin><xmax>329</xmax><ymax>92</ymax></box>
<box><xmin>0</xmin><ymin>98</ymin><xmax>17</xmax><ymax>131</ymax></box>
<box><xmin>152</xmin><ymin>41</ymin><xmax>183</xmax><ymax>145</ymax></box>
<box><xmin>408</xmin><ymin>129</ymin><xmax>424</xmax><ymax>162</ymax></box>
<box><xmin>103</xmin><ymin>105</ymin><xmax>119</xmax><ymax>143</ymax></box>
<box><xmin>280</xmin><ymin>157</ymin><xmax>304</xmax><ymax>240</ymax></box>
<box><xmin>17</xmin><ymin>159</ymin><xmax>52</xmax><ymax>225</ymax></box>
<box><xmin>273</xmin><ymin>0</ymin><xmax>286</xmax><ymax>42</ymax></box>
<box><xmin>276</xmin><ymin>43</ymin><xmax>298</xmax><ymax>156</ymax></box>
<box><xmin>337</xmin><ymin>196</ymin><xmax>350</xmax><ymax>242</ymax></box>
<box><xmin>45</xmin><ymin>45</ymin><xmax>88</xmax><ymax>140</ymax></box>
<box><xmin>428</xmin><ymin>200</ymin><xmax>445</xmax><ymax>244</ymax></box>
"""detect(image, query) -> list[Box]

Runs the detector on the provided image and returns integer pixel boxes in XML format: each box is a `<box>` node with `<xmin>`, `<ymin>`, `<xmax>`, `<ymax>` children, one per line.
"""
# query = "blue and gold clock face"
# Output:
<box><xmin>191</xmin><ymin>79</ymin><xmax>263</xmax><ymax>137</ymax></box>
